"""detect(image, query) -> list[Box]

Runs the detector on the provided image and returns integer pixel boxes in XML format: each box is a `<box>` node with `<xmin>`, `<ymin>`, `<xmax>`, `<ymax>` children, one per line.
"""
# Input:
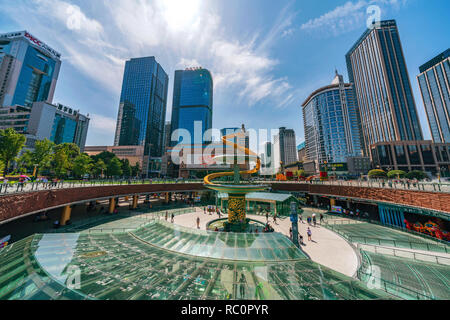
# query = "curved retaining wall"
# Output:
<box><xmin>0</xmin><ymin>183</ymin><xmax>448</xmax><ymax>224</ymax></box>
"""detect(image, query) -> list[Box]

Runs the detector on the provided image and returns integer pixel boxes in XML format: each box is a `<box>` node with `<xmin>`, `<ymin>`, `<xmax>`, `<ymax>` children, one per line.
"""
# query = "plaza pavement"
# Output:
<box><xmin>172</xmin><ymin>208</ymin><xmax>360</xmax><ymax>277</ymax></box>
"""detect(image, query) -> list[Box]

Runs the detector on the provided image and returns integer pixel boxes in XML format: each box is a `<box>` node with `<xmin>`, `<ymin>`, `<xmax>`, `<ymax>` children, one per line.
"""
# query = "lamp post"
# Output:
<box><xmin>290</xmin><ymin>202</ymin><xmax>299</xmax><ymax>248</ymax></box>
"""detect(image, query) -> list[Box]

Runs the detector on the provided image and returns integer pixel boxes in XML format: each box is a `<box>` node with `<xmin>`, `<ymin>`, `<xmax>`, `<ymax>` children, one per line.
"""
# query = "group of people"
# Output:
<box><xmin>289</xmin><ymin>226</ymin><xmax>313</xmax><ymax>244</ymax></box>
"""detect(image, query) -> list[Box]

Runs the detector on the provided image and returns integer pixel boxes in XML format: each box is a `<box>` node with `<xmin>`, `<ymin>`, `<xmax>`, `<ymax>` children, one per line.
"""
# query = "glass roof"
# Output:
<box><xmin>0</xmin><ymin>230</ymin><xmax>393</xmax><ymax>300</ymax></box>
<box><xmin>131</xmin><ymin>221</ymin><xmax>307</xmax><ymax>262</ymax></box>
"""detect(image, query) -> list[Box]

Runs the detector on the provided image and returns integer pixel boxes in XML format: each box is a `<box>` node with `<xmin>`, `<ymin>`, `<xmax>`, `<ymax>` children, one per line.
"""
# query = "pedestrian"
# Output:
<box><xmin>313</xmin><ymin>215</ymin><xmax>317</xmax><ymax>227</ymax></box>
<box><xmin>289</xmin><ymin>227</ymin><xmax>293</xmax><ymax>240</ymax></box>
<box><xmin>307</xmin><ymin>216</ymin><xmax>311</xmax><ymax>225</ymax></box>
<box><xmin>307</xmin><ymin>228</ymin><xmax>312</xmax><ymax>241</ymax></box>
<box><xmin>196</xmin><ymin>217</ymin><xmax>200</xmax><ymax>229</ymax></box>
<box><xmin>299</xmin><ymin>214</ymin><xmax>304</xmax><ymax>224</ymax></box>
<box><xmin>165</xmin><ymin>211</ymin><xmax>168</xmax><ymax>221</ymax></box>
<box><xmin>299</xmin><ymin>234</ymin><xmax>304</xmax><ymax>245</ymax></box>
<box><xmin>273</xmin><ymin>213</ymin><xmax>277</xmax><ymax>224</ymax></box>
<box><xmin>265</xmin><ymin>211</ymin><xmax>269</xmax><ymax>223</ymax></box>
<box><xmin>320</xmin><ymin>213</ymin><xmax>324</xmax><ymax>224</ymax></box>
<box><xmin>171</xmin><ymin>213</ymin><xmax>174</xmax><ymax>223</ymax></box>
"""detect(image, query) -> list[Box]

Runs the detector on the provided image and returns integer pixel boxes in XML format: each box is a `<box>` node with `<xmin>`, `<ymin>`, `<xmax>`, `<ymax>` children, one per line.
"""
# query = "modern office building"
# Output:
<box><xmin>0</xmin><ymin>31</ymin><xmax>61</xmax><ymax>108</ymax></box>
<box><xmin>0</xmin><ymin>101</ymin><xmax>90</xmax><ymax>151</ymax></box>
<box><xmin>417</xmin><ymin>49</ymin><xmax>450</xmax><ymax>144</ymax></box>
<box><xmin>297</xmin><ymin>142</ymin><xmax>306</xmax><ymax>162</ymax></box>
<box><xmin>162</xmin><ymin>121</ymin><xmax>172</xmax><ymax>153</ymax></box>
<box><xmin>170</xmin><ymin>67</ymin><xmax>213</xmax><ymax>146</ymax></box>
<box><xmin>274</xmin><ymin>127</ymin><xmax>298</xmax><ymax>172</ymax></box>
<box><xmin>261</xmin><ymin>142</ymin><xmax>275</xmax><ymax>176</ymax></box>
<box><xmin>346</xmin><ymin>20</ymin><xmax>423</xmax><ymax>157</ymax></box>
<box><xmin>302</xmin><ymin>71</ymin><xmax>363</xmax><ymax>166</ymax></box>
<box><xmin>114</xmin><ymin>57</ymin><xmax>169</xmax><ymax>176</ymax></box>
<box><xmin>370</xmin><ymin>140</ymin><xmax>450</xmax><ymax>177</ymax></box>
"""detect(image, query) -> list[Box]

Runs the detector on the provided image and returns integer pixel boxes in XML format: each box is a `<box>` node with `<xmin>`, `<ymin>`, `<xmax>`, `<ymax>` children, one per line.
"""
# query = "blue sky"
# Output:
<box><xmin>1</xmin><ymin>0</ymin><xmax>448</xmax><ymax>147</ymax></box>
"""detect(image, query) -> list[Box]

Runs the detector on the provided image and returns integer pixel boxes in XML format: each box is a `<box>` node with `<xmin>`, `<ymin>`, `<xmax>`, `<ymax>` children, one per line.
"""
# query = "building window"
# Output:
<box><xmin>408</xmin><ymin>145</ymin><xmax>421</xmax><ymax>165</ymax></box>
<box><xmin>421</xmin><ymin>145</ymin><xmax>435</xmax><ymax>165</ymax></box>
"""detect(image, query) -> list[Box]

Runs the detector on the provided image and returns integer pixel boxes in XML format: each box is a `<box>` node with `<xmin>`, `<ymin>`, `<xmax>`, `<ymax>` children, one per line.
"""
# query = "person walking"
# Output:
<box><xmin>320</xmin><ymin>213</ymin><xmax>324</xmax><ymax>224</ymax></box>
<box><xmin>265</xmin><ymin>211</ymin><xmax>269</xmax><ymax>223</ymax></box>
<box><xmin>307</xmin><ymin>227</ymin><xmax>312</xmax><ymax>241</ymax></box>
<box><xmin>289</xmin><ymin>227</ymin><xmax>293</xmax><ymax>240</ymax></box>
<box><xmin>273</xmin><ymin>213</ymin><xmax>277</xmax><ymax>225</ymax></box>
<box><xmin>171</xmin><ymin>213</ymin><xmax>175</xmax><ymax>223</ymax></box>
<box><xmin>313</xmin><ymin>215</ymin><xmax>317</xmax><ymax>227</ymax></box>
<box><xmin>165</xmin><ymin>211</ymin><xmax>168</xmax><ymax>221</ymax></box>
<box><xmin>307</xmin><ymin>216</ymin><xmax>311</xmax><ymax>225</ymax></box>
<box><xmin>299</xmin><ymin>234</ymin><xmax>304</xmax><ymax>245</ymax></box>
<box><xmin>196</xmin><ymin>217</ymin><xmax>200</xmax><ymax>229</ymax></box>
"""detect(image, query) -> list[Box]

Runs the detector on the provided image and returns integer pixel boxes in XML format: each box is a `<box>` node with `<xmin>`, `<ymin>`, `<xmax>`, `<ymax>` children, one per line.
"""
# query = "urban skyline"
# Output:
<box><xmin>1</xmin><ymin>0</ymin><xmax>449</xmax><ymax>147</ymax></box>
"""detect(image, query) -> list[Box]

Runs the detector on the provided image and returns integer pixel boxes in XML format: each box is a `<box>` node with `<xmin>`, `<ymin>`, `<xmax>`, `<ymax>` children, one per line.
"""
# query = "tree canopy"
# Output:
<box><xmin>368</xmin><ymin>169</ymin><xmax>387</xmax><ymax>179</ymax></box>
<box><xmin>0</xmin><ymin>128</ymin><xmax>26</xmax><ymax>177</ymax></box>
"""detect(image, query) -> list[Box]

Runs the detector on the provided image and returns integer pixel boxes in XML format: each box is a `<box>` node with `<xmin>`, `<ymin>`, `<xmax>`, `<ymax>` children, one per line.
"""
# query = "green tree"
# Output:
<box><xmin>91</xmin><ymin>151</ymin><xmax>116</xmax><ymax>165</ymax></box>
<box><xmin>52</xmin><ymin>143</ymin><xmax>80</xmax><ymax>177</ymax></box>
<box><xmin>387</xmin><ymin>170</ymin><xmax>406</xmax><ymax>179</ymax></box>
<box><xmin>368</xmin><ymin>169</ymin><xmax>387</xmax><ymax>179</ymax></box>
<box><xmin>406</xmin><ymin>170</ymin><xmax>427</xmax><ymax>181</ymax></box>
<box><xmin>120</xmin><ymin>158</ymin><xmax>132</xmax><ymax>177</ymax></box>
<box><xmin>17</xmin><ymin>150</ymin><xmax>33</xmax><ymax>174</ymax></box>
<box><xmin>131</xmin><ymin>162</ymin><xmax>141</xmax><ymax>177</ymax></box>
<box><xmin>53</xmin><ymin>148</ymin><xmax>71</xmax><ymax>178</ymax></box>
<box><xmin>0</xmin><ymin>128</ymin><xmax>26</xmax><ymax>177</ymax></box>
<box><xmin>106</xmin><ymin>157</ymin><xmax>123</xmax><ymax>177</ymax></box>
<box><xmin>91</xmin><ymin>159</ymin><xmax>107</xmax><ymax>178</ymax></box>
<box><xmin>73</xmin><ymin>154</ymin><xmax>93</xmax><ymax>178</ymax></box>
<box><xmin>32</xmin><ymin>139</ymin><xmax>54</xmax><ymax>176</ymax></box>
<box><xmin>295</xmin><ymin>169</ymin><xmax>306</xmax><ymax>177</ymax></box>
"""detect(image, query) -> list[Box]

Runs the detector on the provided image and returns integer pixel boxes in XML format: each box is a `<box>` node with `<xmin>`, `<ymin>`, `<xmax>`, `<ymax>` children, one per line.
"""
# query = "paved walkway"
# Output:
<box><xmin>172</xmin><ymin>208</ymin><xmax>359</xmax><ymax>277</ymax></box>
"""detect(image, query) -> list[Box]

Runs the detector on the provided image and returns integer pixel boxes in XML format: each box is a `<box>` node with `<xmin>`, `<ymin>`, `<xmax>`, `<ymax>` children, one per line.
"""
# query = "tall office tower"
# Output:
<box><xmin>114</xmin><ymin>57</ymin><xmax>169</xmax><ymax>164</ymax></box>
<box><xmin>417</xmin><ymin>49</ymin><xmax>450</xmax><ymax>143</ymax></box>
<box><xmin>302</xmin><ymin>71</ymin><xmax>363</xmax><ymax>165</ymax></box>
<box><xmin>0</xmin><ymin>31</ymin><xmax>61</xmax><ymax>108</ymax></box>
<box><xmin>170</xmin><ymin>67</ymin><xmax>213</xmax><ymax>146</ymax></box>
<box><xmin>346</xmin><ymin>20</ymin><xmax>423</xmax><ymax>157</ymax></box>
<box><xmin>274</xmin><ymin>127</ymin><xmax>298</xmax><ymax>171</ymax></box>
<box><xmin>261</xmin><ymin>141</ymin><xmax>275</xmax><ymax>175</ymax></box>
<box><xmin>163</xmin><ymin>121</ymin><xmax>172</xmax><ymax>152</ymax></box>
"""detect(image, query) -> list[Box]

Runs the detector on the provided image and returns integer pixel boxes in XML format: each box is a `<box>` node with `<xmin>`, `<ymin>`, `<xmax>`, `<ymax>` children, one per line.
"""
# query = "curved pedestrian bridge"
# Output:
<box><xmin>0</xmin><ymin>220</ymin><xmax>393</xmax><ymax>300</ymax></box>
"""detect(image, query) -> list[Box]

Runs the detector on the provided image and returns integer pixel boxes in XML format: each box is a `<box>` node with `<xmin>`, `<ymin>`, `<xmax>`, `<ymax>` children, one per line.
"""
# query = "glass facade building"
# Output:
<box><xmin>0</xmin><ymin>31</ymin><xmax>61</xmax><ymax>108</ymax></box>
<box><xmin>346</xmin><ymin>20</ymin><xmax>423</xmax><ymax>157</ymax></box>
<box><xmin>302</xmin><ymin>72</ymin><xmax>363</xmax><ymax>165</ymax></box>
<box><xmin>417</xmin><ymin>49</ymin><xmax>450</xmax><ymax>144</ymax></box>
<box><xmin>114</xmin><ymin>57</ymin><xmax>169</xmax><ymax>163</ymax></box>
<box><xmin>170</xmin><ymin>68</ymin><xmax>213</xmax><ymax>146</ymax></box>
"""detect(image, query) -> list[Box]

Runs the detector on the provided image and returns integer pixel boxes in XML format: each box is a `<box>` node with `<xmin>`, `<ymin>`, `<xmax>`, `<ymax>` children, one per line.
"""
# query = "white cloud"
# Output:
<box><xmin>300</xmin><ymin>0</ymin><xmax>408</xmax><ymax>36</ymax></box>
<box><xmin>89</xmin><ymin>114</ymin><xmax>117</xmax><ymax>133</ymax></box>
<box><xmin>0</xmin><ymin>0</ymin><xmax>297</xmax><ymax>109</ymax></box>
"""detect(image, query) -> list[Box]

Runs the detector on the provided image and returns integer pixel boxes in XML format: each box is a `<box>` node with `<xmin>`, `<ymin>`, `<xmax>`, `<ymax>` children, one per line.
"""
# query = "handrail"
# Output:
<box><xmin>356</xmin><ymin>243</ymin><xmax>450</xmax><ymax>266</ymax></box>
<box><xmin>356</xmin><ymin>251</ymin><xmax>436</xmax><ymax>300</ymax></box>
<box><xmin>324</xmin><ymin>223</ymin><xmax>449</xmax><ymax>254</ymax></box>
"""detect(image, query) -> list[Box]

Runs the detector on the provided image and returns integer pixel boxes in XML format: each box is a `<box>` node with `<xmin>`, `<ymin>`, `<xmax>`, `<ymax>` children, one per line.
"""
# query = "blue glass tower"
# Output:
<box><xmin>0</xmin><ymin>31</ymin><xmax>61</xmax><ymax>108</ymax></box>
<box><xmin>114</xmin><ymin>57</ymin><xmax>168</xmax><ymax>161</ymax></box>
<box><xmin>170</xmin><ymin>68</ymin><xmax>213</xmax><ymax>146</ymax></box>
<box><xmin>302</xmin><ymin>71</ymin><xmax>363</xmax><ymax>165</ymax></box>
<box><xmin>417</xmin><ymin>49</ymin><xmax>450</xmax><ymax>144</ymax></box>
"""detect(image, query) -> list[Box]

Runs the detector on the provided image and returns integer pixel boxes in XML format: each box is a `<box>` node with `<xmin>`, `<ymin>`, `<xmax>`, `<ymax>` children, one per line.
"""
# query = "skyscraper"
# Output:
<box><xmin>346</xmin><ymin>20</ymin><xmax>423</xmax><ymax>157</ymax></box>
<box><xmin>0</xmin><ymin>31</ymin><xmax>61</xmax><ymax>108</ymax></box>
<box><xmin>302</xmin><ymin>71</ymin><xmax>363</xmax><ymax>165</ymax></box>
<box><xmin>114</xmin><ymin>57</ymin><xmax>169</xmax><ymax>173</ymax></box>
<box><xmin>417</xmin><ymin>49</ymin><xmax>450</xmax><ymax>143</ymax></box>
<box><xmin>170</xmin><ymin>68</ymin><xmax>213</xmax><ymax>146</ymax></box>
<box><xmin>274</xmin><ymin>127</ymin><xmax>297</xmax><ymax>172</ymax></box>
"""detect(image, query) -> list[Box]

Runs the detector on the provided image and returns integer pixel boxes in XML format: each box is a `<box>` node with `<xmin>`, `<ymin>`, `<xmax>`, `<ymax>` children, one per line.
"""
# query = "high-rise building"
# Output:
<box><xmin>170</xmin><ymin>68</ymin><xmax>213</xmax><ymax>146</ymax></box>
<box><xmin>114</xmin><ymin>57</ymin><xmax>169</xmax><ymax>175</ymax></box>
<box><xmin>0</xmin><ymin>101</ymin><xmax>90</xmax><ymax>151</ymax></box>
<box><xmin>163</xmin><ymin>121</ymin><xmax>171</xmax><ymax>152</ymax></box>
<box><xmin>0</xmin><ymin>31</ymin><xmax>61</xmax><ymax>108</ymax></box>
<box><xmin>346</xmin><ymin>20</ymin><xmax>423</xmax><ymax>157</ymax></box>
<box><xmin>417</xmin><ymin>49</ymin><xmax>450</xmax><ymax>144</ymax></box>
<box><xmin>274</xmin><ymin>127</ymin><xmax>297</xmax><ymax>172</ymax></box>
<box><xmin>261</xmin><ymin>141</ymin><xmax>275</xmax><ymax>176</ymax></box>
<box><xmin>302</xmin><ymin>71</ymin><xmax>363</xmax><ymax>165</ymax></box>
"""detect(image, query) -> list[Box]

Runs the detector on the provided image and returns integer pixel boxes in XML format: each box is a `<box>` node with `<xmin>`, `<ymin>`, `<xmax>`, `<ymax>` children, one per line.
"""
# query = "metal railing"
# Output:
<box><xmin>324</xmin><ymin>216</ymin><xmax>450</xmax><ymax>246</ymax></box>
<box><xmin>356</xmin><ymin>251</ymin><xmax>436</xmax><ymax>300</ymax></box>
<box><xmin>356</xmin><ymin>243</ymin><xmax>450</xmax><ymax>265</ymax></box>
